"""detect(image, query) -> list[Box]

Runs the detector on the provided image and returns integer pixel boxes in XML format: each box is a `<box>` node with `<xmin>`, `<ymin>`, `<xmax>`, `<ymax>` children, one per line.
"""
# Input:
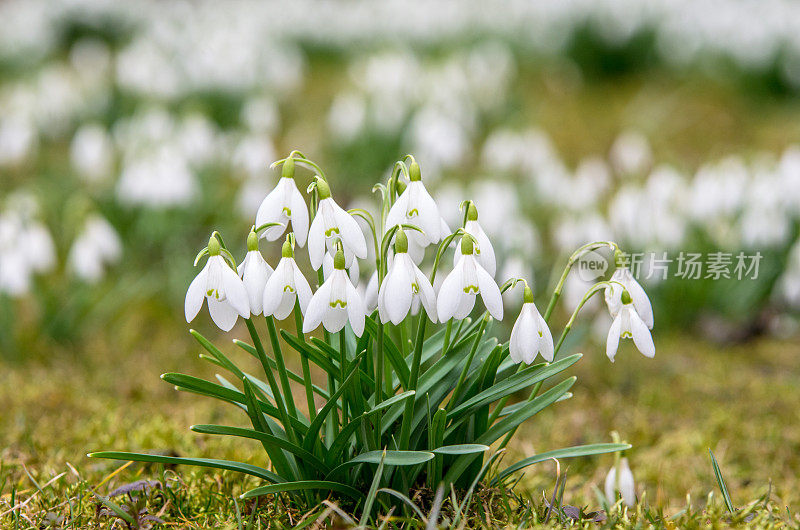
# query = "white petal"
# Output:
<box><xmin>274</xmin><ymin>292</ymin><xmax>297</xmax><ymax>320</ymax></box>
<box><xmin>606</xmin><ymin>314</ymin><xmax>622</xmax><ymax>362</ymax></box>
<box><xmin>454</xmin><ymin>292</ymin><xmax>476</xmax><ymax>320</ymax></box>
<box><xmin>385</xmin><ymin>190</ymin><xmax>411</xmax><ymax>232</ymax></box>
<box><xmin>323</xmin><ymin>306</ymin><xmax>348</xmax><ymax>333</ymax></box>
<box><xmin>413</xmin><ymin>264</ymin><xmax>437</xmax><ymax>322</ymax></box>
<box><xmin>437</xmin><ymin>260</ymin><xmax>465</xmax><ymax>322</ymax></box>
<box><xmin>467</xmin><ymin>220</ymin><xmax>496</xmax><ymax>278</ymax></box>
<box><xmin>364</xmin><ymin>271</ymin><xmax>379</xmax><ymax>313</ymax></box>
<box><xmin>303</xmin><ymin>279</ymin><xmax>332</xmax><ymax>333</ymax></box>
<box><xmin>513</xmin><ymin>307</ymin><xmax>539</xmax><ymax>364</ymax></box>
<box><xmin>208</xmin><ymin>298</ymin><xmax>239</xmax><ymax>331</ymax></box>
<box><xmin>221</xmin><ymin>262</ymin><xmax>251</xmax><ymax>318</ymax></box>
<box><xmin>629</xmin><ymin>308</ymin><xmax>655</xmax><ymax>358</ymax></box>
<box><xmin>537</xmin><ymin>312</ymin><xmax>555</xmax><ymax>362</ymax></box>
<box><xmin>345</xmin><ymin>280</ymin><xmax>365</xmax><ymax>336</ymax></box>
<box><xmin>262</xmin><ymin>259</ymin><xmax>289</xmax><ymax>317</ymax></box>
<box><xmin>508</xmin><ymin>311</ymin><xmax>526</xmax><ymax>364</ymax></box>
<box><xmin>185</xmin><ymin>263</ymin><xmax>208</xmax><ymax>322</ymax></box>
<box><xmin>256</xmin><ymin>180</ymin><xmax>288</xmax><ymax>241</ymax></box>
<box><xmin>292</xmin><ymin>260</ymin><xmax>313</xmax><ymax>314</ymax></box>
<box><xmin>626</xmin><ymin>273</ymin><xmax>654</xmax><ymax>329</ymax></box>
<box><xmin>307</xmin><ymin>212</ymin><xmax>325</xmax><ymax>270</ymax></box>
<box><xmin>289</xmin><ymin>183</ymin><xmax>309</xmax><ymax>247</ymax></box>
<box><xmin>384</xmin><ymin>259</ymin><xmax>413</xmax><ymax>324</ymax></box>
<box><xmin>333</xmin><ymin>202</ymin><xmax>368</xmax><ymax>259</ymax></box>
<box><xmin>604</xmin><ymin>281</ymin><xmax>623</xmax><ymax>318</ymax></box>
<box><xmin>411</xmin><ymin>182</ymin><xmax>441</xmax><ymax>243</ymax></box>
<box><xmin>604</xmin><ymin>467</ymin><xmax>617</xmax><ymax>504</ymax></box>
<box><xmin>618</xmin><ymin>459</ymin><xmax>636</xmax><ymax>507</ymax></box>
<box><xmin>241</xmin><ymin>251</ymin><xmax>272</xmax><ymax>315</ymax></box>
<box><xmin>476</xmin><ymin>263</ymin><xmax>503</xmax><ymax>320</ymax></box>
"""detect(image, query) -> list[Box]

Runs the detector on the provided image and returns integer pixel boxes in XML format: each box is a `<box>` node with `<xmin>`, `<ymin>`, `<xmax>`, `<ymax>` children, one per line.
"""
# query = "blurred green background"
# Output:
<box><xmin>1</xmin><ymin>0</ymin><xmax>799</xmax><ymax>524</ymax></box>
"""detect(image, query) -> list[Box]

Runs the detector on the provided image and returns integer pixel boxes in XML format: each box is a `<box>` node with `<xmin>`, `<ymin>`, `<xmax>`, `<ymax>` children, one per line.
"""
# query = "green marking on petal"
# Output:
<box><xmin>407</xmin><ymin>208</ymin><xmax>419</xmax><ymax>217</ymax></box>
<box><xmin>330</xmin><ymin>300</ymin><xmax>347</xmax><ymax>308</ymax></box>
<box><xmin>411</xmin><ymin>282</ymin><xmax>419</xmax><ymax>294</ymax></box>
<box><xmin>283</xmin><ymin>285</ymin><xmax>296</xmax><ymax>293</ymax></box>
<box><xmin>324</xmin><ymin>227</ymin><xmax>340</xmax><ymax>237</ymax></box>
<box><xmin>282</xmin><ymin>207</ymin><xmax>292</xmax><ymax>216</ymax></box>
<box><xmin>463</xmin><ymin>285</ymin><xmax>479</xmax><ymax>294</ymax></box>
<box><xmin>622</xmin><ymin>331</ymin><xmax>632</xmax><ymax>339</ymax></box>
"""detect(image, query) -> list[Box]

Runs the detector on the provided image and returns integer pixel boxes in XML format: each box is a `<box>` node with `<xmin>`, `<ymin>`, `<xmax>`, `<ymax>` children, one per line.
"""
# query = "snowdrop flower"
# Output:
<box><xmin>606</xmin><ymin>290</ymin><xmax>655</xmax><ymax>362</ymax></box>
<box><xmin>307</xmin><ymin>178</ymin><xmax>367</xmax><ymax>270</ymax></box>
<box><xmin>185</xmin><ymin>236</ymin><xmax>250</xmax><ymax>332</ymax></box>
<box><xmin>378</xmin><ymin>230</ymin><xmax>437</xmax><ymax>324</ymax></box>
<box><xmin>303</xmin><ymin>249</ymin><xmax>365</xmax><ymax>336</ymax></box>
<box><xmin>255</xmin><ymin>157</ymin><xmax>309</xmax><ymax>245</ymax></box>
<box><xmin>386</xmin><ymin>161</ymin><xmax>443</xmax><ymax>249</ymax></box>
<box><xmin>237</xmin><ymin>229</ymin><xmax>273</xmax><ymax>316</ymax></box>
<box><xmin>604</xmin><ymin>457</ymin><xmax>636</xmax><ymax>507</ymax></box>
<box><xmin>437</xmin><ymin>234</ymin><xmax>503</xmax><ymax>322</ymax></box>
<box><xmin>605</xmin><ymin>251</ymin><xmax>654</xmax><ymax>329</ymax></box>
<box><xmin>509</xmin><ymin>285</ymin><xmax>553</xmax><ymax>364</ymax></box>
<box><xmin>262</xmin><ymin>238</ymin><xmax>313</xmax><ymax>321</ymax></box>
<box><xmin>454</xmin><ymin>202</ymin><xmax>496</xmax><ymax>278</ymax></box>
<box><xmin>67</xmin><ymin>214</ymin><xmax>122</xmax><ymax>283</ymax></box>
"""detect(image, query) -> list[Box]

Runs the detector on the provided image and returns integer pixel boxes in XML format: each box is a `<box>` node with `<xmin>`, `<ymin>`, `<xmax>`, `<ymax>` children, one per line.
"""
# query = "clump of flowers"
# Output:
<box><xmin>90</xmin><ymin>152</ymin><xmax>655</xmax><ymax>518</ymax></box>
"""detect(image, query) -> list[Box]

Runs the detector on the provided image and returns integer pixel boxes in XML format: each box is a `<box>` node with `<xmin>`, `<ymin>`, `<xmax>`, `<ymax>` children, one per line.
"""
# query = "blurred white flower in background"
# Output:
<box><xmin>67</xmin><ymin>214</ymin><xmax>122</xmax><ymax>284</ymax></box>
<box><xmin>71</xmin><ymin>124</ymin><xmax>115</xmax><ymax>183</ymax></box>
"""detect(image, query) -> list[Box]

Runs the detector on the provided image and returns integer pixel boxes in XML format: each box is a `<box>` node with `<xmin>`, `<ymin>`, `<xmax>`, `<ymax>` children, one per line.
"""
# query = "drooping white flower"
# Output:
<box><xmin>307</xmin><ymin>178</ymin><xmax>367</xmax><ymax>270</ymax></box>
<box><xmin>509</xmin><ymin>286</ymin><xmax>553</xmax><ymax>364</ymax></box>
<box><xmin>437</xmin><ymin>234</ymin><xmax>503</xmax><ymax>322</ymax></box>
<box><xmin>604</xmin><ymin>457</ymin><xmax>636</xmax><ymax>507</ymax></box>
<box><xmin>262</xmin><ymin>239</ymin><xmax>313</xmax><ymax>320</ymax></box>
<box><xmin>378</xmin><ymin>230</ymin><xmax>437</xmax><ymax>324</ymax></box>
<box><xmin>237</xmin><ymin>230</ymin><xmax>273</xmax><ymax>316</ymax></box>
<box><xmin>386</xmin><ymin>162</ymin><xmax>443</xmax><ymax>249</ymax></box>
<box><xmin>454</xmin><ymin>202</ymin><xmax>496</xmax><ymax>277</ymax></box>
<box><xmin>303</xmin><ymin>249</ymin><xmax>365</xmax><ymax>336</ymax></box>
<box><xmin>605</xmin><ymin>251</ymin><xmax>654</xmax><ymax>329</ymax></box>
<box><xmin>185</xmin><ymin>236</ymin><xmax>250</xmax><ymax>332</ymax></box>
<box><xmin>67</xmin><ymin>214</ymin><xmax>122</xmax><ymax>283</ymax></box>
<box><xmin>606</xmin><ymin>290</ymin><xmax>655</xmax><ymax>362</ymax></box>
<box><xmin>255</xmin><ymin>158</ymin><xmax>309</xmax><ymax>246</ymax></box>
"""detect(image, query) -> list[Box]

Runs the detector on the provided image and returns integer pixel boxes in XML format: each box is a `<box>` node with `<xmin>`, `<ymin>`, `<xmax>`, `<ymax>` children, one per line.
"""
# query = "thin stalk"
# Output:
<box><xmin>446</xmin><ymin>315</ymin><xmax>489</xmax><ymax>412</ymax></box>
<box><xmin>397</xmin><ymin>315</ymin><xmax>428</xmax><ymax>450</ymax></box>
<box><xmin>294</xmin><ymin>304</ymin><xmax>316</xmax><ymax>421</ymax></box>
<box><xmin>265</xmin><ymin>316</ymin><xmax>297</xmax><ymax>420</ymax></box>
<box><xmin>441</xmin><ymin>319</ymin><xmax>453</xmax><ymax>355</ymax></box>
<box><xmin>244</xmin><ymin>319</ymin><xmax>296</xmax><ymax>444</ymax></box>
<box><xmin>339</xmin><ymin>331</ymin><xmax>348</xmax><ymax>423</ymax></box>
<box><xmin>543</xmin><ymin>241</ymin><xmax>618</xmax><ymax>323</ymax></box>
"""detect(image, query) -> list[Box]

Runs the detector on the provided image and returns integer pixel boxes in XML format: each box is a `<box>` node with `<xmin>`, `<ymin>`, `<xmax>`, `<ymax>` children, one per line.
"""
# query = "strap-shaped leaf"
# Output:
<box><xmin>491</xmin><ymin>443</ymin><xmax>632</xmax><ymax>485</ymax></box>
<box><xmin>241</xmin><ymin>480</ymin><xmax>363</xmax><ymax>501</ymax></box>
<box><xmin>302</xmin><ymin>356</ymin><xmax>363</xmax><ymax>455</ymax></box>
<box><xmin>448</xmin><ymin>354</ymin><xmax>582</xmax><ymax>422</ymax></box>
<box><xmin>431</xmin><ymin>444</ymin><xmax>489</xmax><ymax>456</ymax></box>
<box><xmin>279</xmin><ymin>331</ymin><xmax>339</xmax><ymax>376</ymax></box>
<box><xmin>241</xmin><ymin>378</ymin><xmax>296</xmax><ymax>480</ymax></box>
<box><xmin>87</xmin><ymin>452</ymin><xmax>284</xmax><ymax>483</ymax></box>
<box><xmin>161</xmin><ymin>373</ymin><xmax>308</xmax><ymax>435</ymax></box>
<box><xmin>363</xmin><ymin>317</ymin><xmax>409</xmax><ymax>389</ymax></box>
<box><xmin>442</xmin><ymin>377</ymin><xmax>576</xmax><ymax>485</ymax></box>
<box><xmin>326</xmin><ymin>450</ymin><xmax>434</xmax><ymax>480</ymax></box>
<box><xmin>191</xmin><ymin>424</ymin><xmax>329</xmax><ymax>473</ymax></box>
<box><xmin>233</xmin><ymin>339</ymin><xmax>329</xmax><ymax>398</ymax></box>
<box><xmin>327</xmin><ymin>391</ymin><xmax>416</xmax><ymax>467</ymax></box>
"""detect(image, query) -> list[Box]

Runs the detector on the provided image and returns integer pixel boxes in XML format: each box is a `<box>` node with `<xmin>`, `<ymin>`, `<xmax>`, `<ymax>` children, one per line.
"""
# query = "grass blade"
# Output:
<box><xmin>241</xmin><ymin>480</ymin><xmax>363</xmax><ymax>501</ymax></box>
<box><xmin>709</xmin><ymin>449</ymin><xmax>734</xmax><ymax>513</ymax></box>
<box><xmin>359</xmin><ymin>450</ymin><xmax>387</xmax><ymax>527</ymax></box>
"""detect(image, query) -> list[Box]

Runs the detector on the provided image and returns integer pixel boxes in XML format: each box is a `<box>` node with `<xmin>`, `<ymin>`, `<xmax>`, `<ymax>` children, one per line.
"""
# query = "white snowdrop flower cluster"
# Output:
<box><xmin>0</xmin><ymin>194</ymin><xmax>56</xmax><ymax>296</ymax></box>
<box><xmin>67</xmin><ymin>214</ymin><xmax>123</xmax><ymax>284</ymax></box>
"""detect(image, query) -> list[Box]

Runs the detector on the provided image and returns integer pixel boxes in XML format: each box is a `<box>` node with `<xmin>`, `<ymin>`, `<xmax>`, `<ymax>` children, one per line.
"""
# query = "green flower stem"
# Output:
<box><xmin>446</xmin><ymin>314</ymin><xmax>490</xmax><ymax>413</ymax></box>
<box><xmin>441</xmin><ymin>319</ymin><xmax>453</xmax><ymax>355</ymax></box>
<box><xmin>339</xmin><ymin>330</ymin><xmax>348</xmax><ymax>423</ymax></box>
<box><xmin>244</xmin><ymin>319</ymin><xmax>296</xmax><ymax>445</ymax></box>
<box><xmin>294</xmin><ymin>303</ymin><xmax>316</xmax><ymax>422</ymax></box>
<box><xmin>543</xmin><ymin>241</ymin><xmax>619</xmax><ymax>323</ymax></box>
<box><xmin>265</xmin><ymin>315</ymin><xmax>297</xmax><ymax>421</ymax></box>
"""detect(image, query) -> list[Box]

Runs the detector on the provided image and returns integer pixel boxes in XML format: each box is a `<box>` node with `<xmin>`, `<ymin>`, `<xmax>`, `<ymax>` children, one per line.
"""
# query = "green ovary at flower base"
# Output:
<box><xmin>91</xmin><ymin>151</ymin><xmax>655</xmax><ymax>519</ymax></box>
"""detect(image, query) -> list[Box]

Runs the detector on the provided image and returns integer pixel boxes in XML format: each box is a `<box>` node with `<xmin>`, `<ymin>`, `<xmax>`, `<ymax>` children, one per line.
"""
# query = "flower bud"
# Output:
<box><xmin>523</xmin><ymin>285</ymin><xmax>534</xmax><ymax>304</ymax></box>
<box><xmin>395</xmin><ymin>229</ymin><xmax>409</xmax><ymax>254</ymax></box>
<box><xmin>281</xmin><ymin>239</ymin><xmax>294</xmax><ymax>258</ymax></box>
<box><xmin>208</xmin><ymin>235</ymin><xmax>221</xmax><ymax>256</ymax></box>
<box><xmin>282</xmin><ymin>157</ymin><xmax>295</xmax><ymax>179</ymax></box>
<box><xmin>333</xmin><ymin>249</ymin><xmax>346</xmax><ymax>270</ymax></box>
<box><xmin>460</xmin><ymin>233</ymin><xmax>475</xmax><ymax>255</ymax></box>
<box><xmin>315</xmin><ymin>177</ymin><xmax>331</xmax><ymax>200</ymax></box>
<box><xmin>396</xmin><ymin>179</ymin><xmax>407</xmax><ymax>194</ymax></box>
<box><xmin>409</xmin><ymin>161</ymin><xmax>421</xmax><ymax>182</ymax></box>
<box><xmin>621</xmin><ymin>289</ymin><xmax>632</xmax><ymax>305</ymax></box>
<box><xmin>467</xmin><ymin>202</ymin><xmax>478</xmax><ymax>221</ymax></box>
<box><xmin>246</xmin><ymin>228</ymin><xmax>259</xmax><ymax>252</ymax></box>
